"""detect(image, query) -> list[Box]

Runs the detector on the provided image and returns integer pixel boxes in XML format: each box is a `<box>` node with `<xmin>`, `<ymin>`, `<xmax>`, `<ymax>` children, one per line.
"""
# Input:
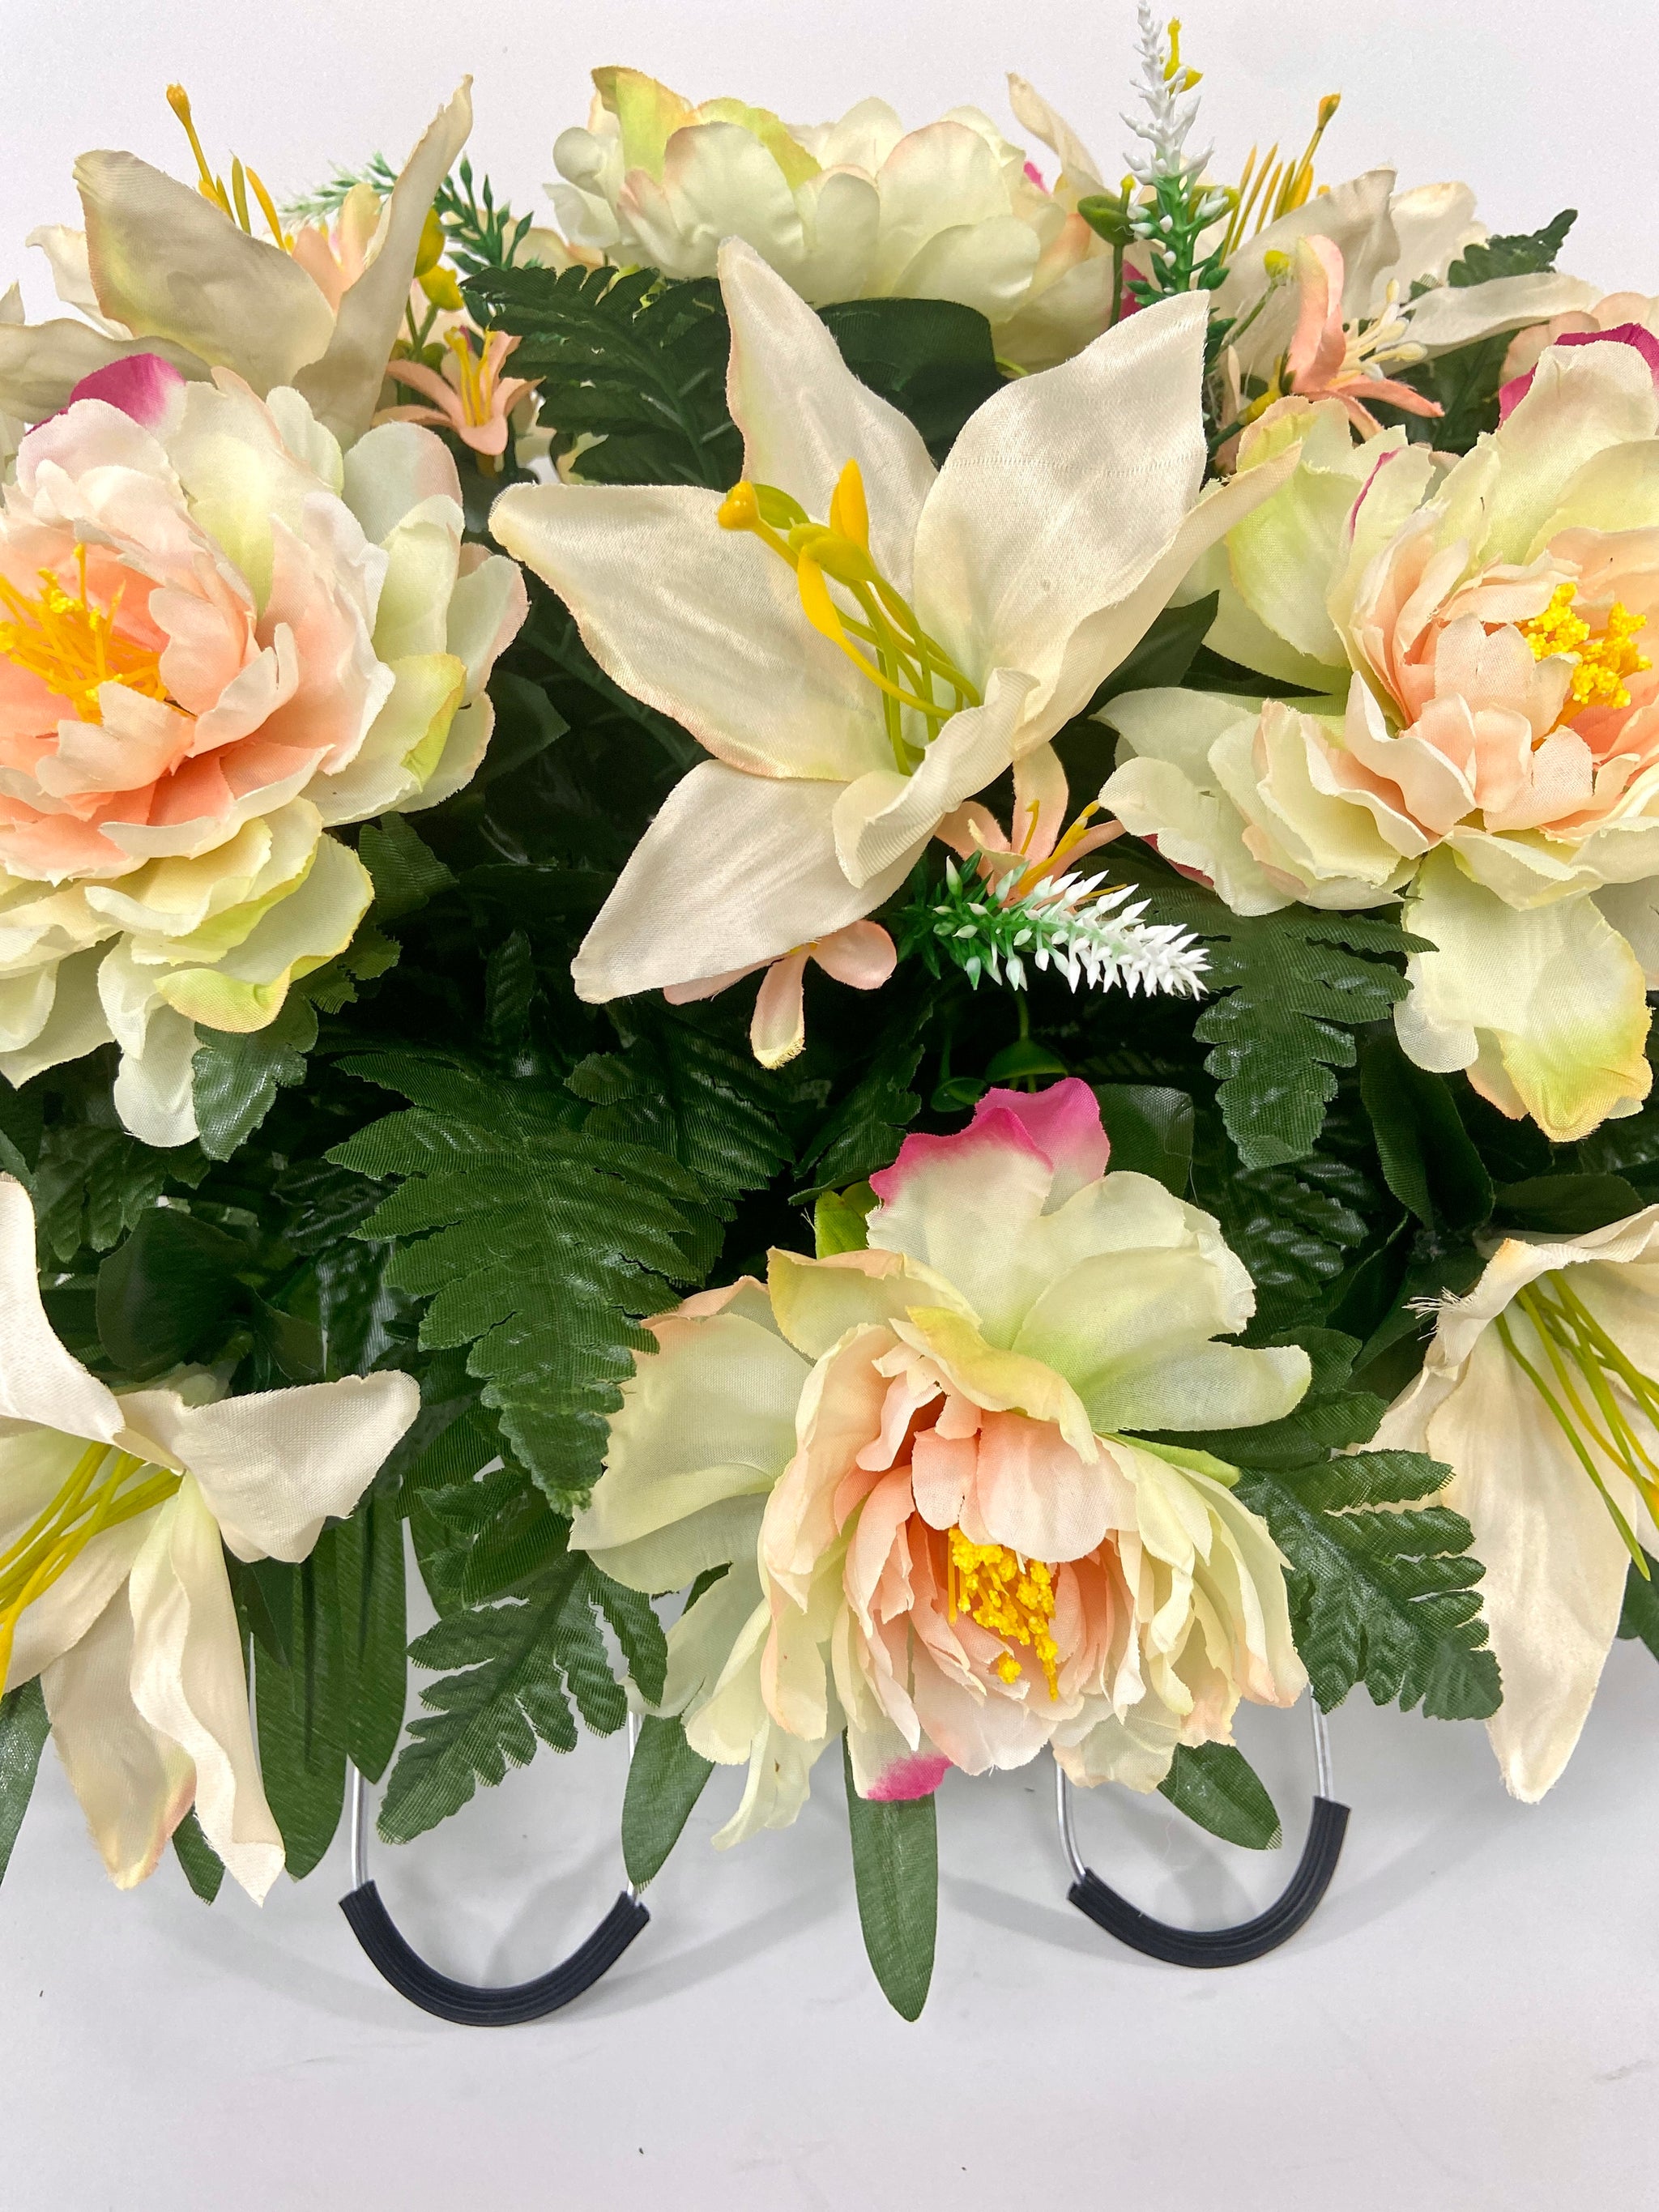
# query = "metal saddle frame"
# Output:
<box><xmin>339</xmin><ymin>1720</ymin><xmax>649</xmax><ymax>2026</ymax></box>
<box><xmin>1056</xmin><ymin>1703</ymin><xmax>1350</xmax><ymax>1967</ymax></box>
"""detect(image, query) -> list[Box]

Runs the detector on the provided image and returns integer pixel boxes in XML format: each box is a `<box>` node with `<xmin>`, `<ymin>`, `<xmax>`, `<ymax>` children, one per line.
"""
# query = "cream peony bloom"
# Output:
<box><xmin>572</xmin><ymin>1081</ymin><xmax>1308</xmax><ymax>1839</ymax></box>
<box><xmin>492</xmin><ymin>239</ymin><xmax>1290</xmax><ymax>1019</ymax></box>
<box><xmin>0</xmin><ymin>1174</ymin><xmax>418</xmax><ymax>1896</ymax></box>
<box><xmin>0</xmin><ymin>356</ymin><xmax>525</xmax><ymax>1145</ymax></box>
<box><xmin>0</xmin><ymin>86</ymin><xmax>471</xmax><ymax>450</ymax></box>
<box><xmin>1105</xmin><ymin>338</ymin><xmax>1659</xmax><ymax>1141</ymax></box>
<box><xmin>1376</xmin><ymin>1207</ymin><xmax>1659</xmax><ymax>1801</ymax></box>
<box><xmin>1501</xmin><ymin>295</ymin><xmax>1659</xmax><ymax>392</ymax></box>
<box><xmin>544</xmin><ymin>67</ymin><xmax>1116</xmax><ymax>371</ymax></box>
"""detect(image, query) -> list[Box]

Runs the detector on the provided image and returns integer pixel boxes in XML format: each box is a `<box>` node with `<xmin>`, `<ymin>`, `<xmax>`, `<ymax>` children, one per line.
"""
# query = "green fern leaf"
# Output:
<box><xmin>377</xmin><ymin>1553</ymin><xmax>629</xmax><ymax>1843</ymax></box>
<box><xmin>329</xmin><ymin>1052</ymin><xmax>706</xmax><ymax>1507</ymax></box>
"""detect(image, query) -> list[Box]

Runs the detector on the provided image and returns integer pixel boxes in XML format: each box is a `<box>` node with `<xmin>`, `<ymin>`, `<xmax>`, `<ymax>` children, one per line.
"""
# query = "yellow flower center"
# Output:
<box><xmin>1494</xmin><ymin>1269</ymin><xmax>1659</xmax><ymax>1578</ymax></box>
<box><xmin>1520</xmin><ymin>582</ymin><xmax>1652</xmax><ymax>717</ymax></box>
<box><xmin>945</xmin><ymin>1525</ymin><xmax>1060</xmax><ymax>1695</ymax></box>
<box><xmin>718</xmin><ymin>458</ymin><xmax>981</xmax><ymax>774</ymax></box>
<box><xmin>167</xmin><ymin>83</ymin><xmax>292</xmax><ymax>249</ymax></box>
<box><xmin>0</xmin><ymin>547</ymin><xmax>169</xmax><ymax>724</ymax></box>
<box><xmin>0</xmin><ymin>1442</ymin><xmax>182</xmax><ymax>1693</ymax></box>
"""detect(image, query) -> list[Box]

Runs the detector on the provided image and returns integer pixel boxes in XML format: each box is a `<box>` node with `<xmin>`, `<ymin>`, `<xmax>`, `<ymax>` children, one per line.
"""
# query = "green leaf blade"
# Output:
<box><xmin>842</xmin><ymin>1737</ymin><xmax>937</xmax><ymax>2021</ymax></box>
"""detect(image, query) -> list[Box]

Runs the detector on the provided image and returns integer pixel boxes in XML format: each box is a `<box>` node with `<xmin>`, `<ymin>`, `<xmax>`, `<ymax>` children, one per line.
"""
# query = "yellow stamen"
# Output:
<box><xmin>719</xmin><ymin>458</ymin><xmax>980</xmax><ymax>773</ymax></box>
<box><xmin>945</xmin><ymin>1526</ymin><xmax>1061</xmax><ymax>1696</ymax></box>
<box><xmin>1495</xmin><ymin>1271</ymin><xmax>1659</xmax><ymax>1575</ymax></box>
<box><xmin>1221</xmin><ymin>91</ymin><xmax>1342</xmax><ymax>258</ymax></box>
<box><xmin>0</xmin><ymin>1446</ymin><xmax>182</xmax><ymax>1694</ymax></box>
<box><xmin>0</xmin><ymin>544</ymin><xmax>168</xmax><ymax>722</ymax></box>
<box><xmin>1520</xmin><ymin>582</ymin><xmax>1652</xmax><ymax>717</ymax></box>
<box><xmin>165</xmin><ymin>85</ymin><xmax>291</xmax><ymax>248</ymax></box>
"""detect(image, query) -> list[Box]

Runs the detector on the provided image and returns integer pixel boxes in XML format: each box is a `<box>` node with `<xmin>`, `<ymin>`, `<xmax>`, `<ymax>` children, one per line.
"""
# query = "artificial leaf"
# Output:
<box><xmin>0</xmin><ymin>1677</ymin><xmax>50</xmax><ymax>1886</ymax></box>
<box><xmin>1235</xmin><ymin>1451</ymin><xmax>1500</xmax><ymax>1719</ymax></box>
<box><xmin>1493</xmin><ymin>1174</ymin><xmax>1642</xmax><ymax>1234</ymax></box>
<box><xmin>171</xmin><ymin>1809</ymin><xmax>225</xmax><ymax>1903</ymax></box>
<box><xmin>331</xmin><ymin>1052</ymin><xmax>705</xmax><ymax>1507</ymax></box>
<box><xmin>253</xmin><ymin>1548</ymin><xmax>349</xmax><ymax>1879</ymax></box>
<box><xmin>377</xmin><ymin>1552</ymin><xmax>629</xmax><ymax>1843</ymax></box>
<box><xmin>621</xmin><ymin>1714</ymin><xmax>714</xmax><ymax>1889</ymax></box>
<box><xmin>464</xmin><ymin>264</ymin><xmax>740</xmax><ymax>489</ymax></box>
<box><xmin>818</xmin><ymin>296</ymin><xmax>1003</xmax><ymax>462</ymax></box>
<box><xmin>95</xmin><ymin>1209</ymin><xmax>249</xmax><ymax>1378</ymax></box>
<box><xmin>31</xmin><ymin>1127</ymin><xmax>207</xmax><ymax>1266</ymax></box>
<box><xmin>1617</xmin><ymin>1548</ymin><xmax>1659</xmax><ymax>1663</ymax></box>
<box><xmin>1158</xmin><ymin>1741</ymin><xmax>1282</xmax><ymax>1850</ymax></box>
<box><xmin>1359</xmin><ymin>1034</ymin><xmax>1493</xmax><ymax>1236</ymax></box>
<box><xmin>1094</xmin><ymin>1083</ymin><xmax>1194</xmax><ymax>1195</ymax></box>
<box><xmin>842</xmin><ymin>1735</ymin><xmax>936</xmax><ymax>2021</ymax></box>
<box><xmin>1447</xmin><ymin>210</ymin><xmax>1576</xmax><ymax>285</ymax></box>
<box><xmin>814</xmin><ymin>1182</ymin><xmax>877</xmax><ymax>1256</ymax></box>
<box><xmin>333</xmin><ymin>1491</ymin><xmax>407</xmax><ymax>1784</ymax></box>
<box><xmin>360</xmin><ymin>813</ymin><xmax>458</xmax><ymax>923</ymax></box>
<box><xmin>191</xmin><ymin>996</ymin><xmax>319</xmax><ymax>1164</ymax></box>
<box><xmin>793</xmin><ymin>1038</ymin><xmax>923</xmax><ymax>1202</ymax></box>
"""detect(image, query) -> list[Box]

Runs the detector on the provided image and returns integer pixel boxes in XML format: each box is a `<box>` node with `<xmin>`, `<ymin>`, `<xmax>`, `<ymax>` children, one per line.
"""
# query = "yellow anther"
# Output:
<box><xmin>165</xmin><ymin>84</ymin><xmax>289</xmax><ymax>247</ymax></box>
<box><xmin>945</xmin><ymin>1526</ymin><xmax>1061</xmax><ymax>1697</ymax></box>
<box><xmin>0</xmin><ymin>1443</ymin><xmax>182</xmax><ymax>1694</ymax></box>
<box><xmin>0</xmin><ymin>544</ymin><xmax>168</xmax><ymax>723</ymax></box>
<box><xmin>719</xmin><ymin>462</ymin><xmax>981</xmax><ymax>769</ymax></box>
<box><xmin>828</xmin><ymin>458</ymin><xmax>870</xmax><ymax>552</ymax></box>
<box><xmin>1520</xmin><ymin>582</ymin><xmax>1652</xmax><ymax>718</ymax></box>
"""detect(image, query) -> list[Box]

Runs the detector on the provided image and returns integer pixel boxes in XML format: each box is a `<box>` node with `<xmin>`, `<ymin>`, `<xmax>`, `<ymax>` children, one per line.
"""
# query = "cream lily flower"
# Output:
<box><xmin>573</xmin><ymin>1082</ymin><xmax>1308</xmax><ymax>1835</ymax></box>
<box><xmin>0</xmin><ymin>1175</ymin><xmax>418</xmax><ymax>1895</ymax></box>
<box><xmin>0</xmin><ymin>85</ymin><xmax>472</xmax><ymax>449</ymax></box>
<box><xmin>1213</xmin><ymin>166</ymin><xmax>1595</xmax><ymax>386</ymax></box>
<box><xmin>1105</xmin><ymin>338</ymin><xmax>1659</xmax><ymax>1140</ymax></box>
<box><xmin>545</xmin><ymin>68</ymin><xmax>1116</xmax><ymax>369</ymax></box>
<box><xmin>491</xmin><ymin>239</ymin><xmax>1290</xmax><ymax>1012</ymax></box>
<box><xmin>1375</xmin><ymin>1206</ymin><xmax>1659</xmax><ymax>1801</ymax></box>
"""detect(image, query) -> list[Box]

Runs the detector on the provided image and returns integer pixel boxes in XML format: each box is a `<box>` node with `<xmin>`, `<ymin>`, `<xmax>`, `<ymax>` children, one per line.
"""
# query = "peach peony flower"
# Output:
<box><xmin>0</xmin><ymin>354</ymin><xmax>526</xmax><ymax>1143</ymax></box>
<box><xmin>1499</xmin><ymin>291</ymin><xmax>1659</xmax><ymax>403</ymax></box>
<box><xmin>571</xmin><ymin>1080</ymin><xmax>1308</xmax><ymax>1836</ymax></box>
<box><xmin>1106</xmin><ymin>339</ymin><xmax>1659</xmax><ymax>1140</ymax></box>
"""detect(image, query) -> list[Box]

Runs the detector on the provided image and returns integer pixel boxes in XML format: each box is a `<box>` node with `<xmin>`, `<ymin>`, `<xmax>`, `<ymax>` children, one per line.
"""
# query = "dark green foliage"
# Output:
<box><xmin>817</xmin><ymin>296</ymin><xmax>1004</xmax><ymax>462</ymax></box>
<box><xmin>464</xmin><ymin>264</ymin><xmax>740</xmax><ymax>488</ymax></box>
<box><xmin>1094</xmin><ymin>1083</ymin><xmax>1194</xmax><ymax>1195</ymax></box>
<box><xmin>1617</xmin><ymin>1549</ymin><xmax>1659</xmax><ymax>1663</ymax></box>
<box><xmin>172</xmin><ymin>1810</ymin><xmax>226</xmax><ymax>1904</ymax></box>
<box><xmin>359</xmin><ymin>814</ymin><xmax>458</xmax><ymax>923</ymax></box>
<box><xmin>0</xmin><ymin>1677</ymin><xmax>50</xmax><ymax>1886</ymax></box>
<box><xmin>193</xmin><ymin>996</ymin><xmax>319</xmax><ymax>1165</ymax></box>
<box><xmin>1102</xmin><ymin>849</ymin><xmax>1426</xmax><ymax>1167</ymax></box>
<box><xmin>31</xmin><ymin>1126</ymin><xmax>208</xmax><ymax>1265</ymax></box>
<box><xmin>1159</xmin><ymin>1742</ymin><xmax>1282</xmax><ymax>1850</ymax></box>
<box><xmin>377</xmin><ymin>1549</ymin><xmax>641</xmax><ymax>1843</ymax></box>
<box><xmin>254</xmin><ymin>1550</ymin><xmax>350</xmax><ymax>1879</ymax></box>
<box><xmin>96</xmin><ymin>1209</ymin><xmax>249</xmax><ymax>1377</ymax></box>
<box><xmin>1171</xmin><ymin>1333</ymin><xmax>1499</xmax><ymax>1717</ymax></box>
<box><xmin>842</xmin><ymin>1737</ymin><xmax>937</xmax><ymax>2021</ymax></box>
<box><xmin>331</xmin><ymin>1052</ymin><xmax>707</xmax><ymax>1507</ymax></box>
<box><xmin>622</xmin><ymin>1714</ymin><xmax>715</xmax><ymax>1888</ymax></box>
<box><xmin>569</xmin><ymin>1004</ymin><xmax>795</xmax><ymax>1273</ymax></box>
<box><xmin>792</xmin><ymin>1035</ymin><xmax>923</xmax><ymax>1202</ymax></box>
<box><xmin>1359</xmin><ymin>1035</ymin><xmax>1493</xmax><ymax>1238</ymax></box>
<box><xmin>1445</xmin><ymin>210</ymin><xmax>1576</xmax><ymax>287</ymax></box>
<box><xmin>1195</xmin><ymin>1122</ymin><xmax>1373</xmax><ymax>1336</ymax></box>
<box><xmin>1492</xmin><ymin>1174</ymin><xmax>1643</xmax><ymax>1234</ymax></box>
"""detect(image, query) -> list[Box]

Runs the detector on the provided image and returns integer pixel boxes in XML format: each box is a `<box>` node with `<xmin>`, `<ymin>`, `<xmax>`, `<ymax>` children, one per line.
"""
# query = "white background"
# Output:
<box><xmin>5</xmin><ymin>4</ymin><xmax>1659</xmax><ymax>2206</ymax></box>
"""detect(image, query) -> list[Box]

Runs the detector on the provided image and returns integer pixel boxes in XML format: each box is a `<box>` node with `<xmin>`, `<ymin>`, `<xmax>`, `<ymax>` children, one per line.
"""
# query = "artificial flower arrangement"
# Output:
<box><xmin>1</xmin><ymin>7</ymin><xmax>1657</xmax><ymax>2018</ymax></box>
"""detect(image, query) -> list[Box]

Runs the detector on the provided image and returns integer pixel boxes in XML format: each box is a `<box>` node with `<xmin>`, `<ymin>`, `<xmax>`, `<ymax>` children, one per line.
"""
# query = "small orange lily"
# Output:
<box><xmin>382</xmin><ymin>326</ymin><xmax>538</xmax><ymax>463</ymax></box>
<box><xmin>1282</xmin><ymin>235</ymin><xmax>1443</xmax><ymax>437</ymax></box>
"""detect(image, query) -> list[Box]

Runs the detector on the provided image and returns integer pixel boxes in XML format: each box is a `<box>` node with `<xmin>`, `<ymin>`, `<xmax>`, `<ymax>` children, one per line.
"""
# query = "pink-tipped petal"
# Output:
<box><xmin>864</xmin><ymin>1750</ymin><xmax>951</xmax><ymax>1801</ymax></box>
<box><xmin>1500</xmin><ymin>322</ymin><xmax>1659</xmax><ymax>421</ymax></box>
<box><xmin>66</xmin><ymin>352</ymin><xmax>186</xmax><ymax>431</ymax></box>
<box><xmin>970</xmin><ymin>1076</ymin><xmax>1109</xmax><ymax>1203</ymax></box>
<box><xmin>869</xmin><ymin>1101</ymin><xmax>1049</xmax><ymax>1206</ymax></box>
<box><xmin>750</xmin><ymin>951</ymin><xmax>810</xmax><ymax>1068</ymax></box>
<box><xmin>810</xmin><ymin>920</ymin><xmax>897</xmax><ymax>991</ymax></box>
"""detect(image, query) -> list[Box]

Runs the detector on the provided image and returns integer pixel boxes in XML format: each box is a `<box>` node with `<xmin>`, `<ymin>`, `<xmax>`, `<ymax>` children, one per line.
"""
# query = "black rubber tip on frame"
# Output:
<box><xmin>1066</xmin><ymin>1795</ymin><xmax>1350</xmax><ymax>1969</ymax></box>
<box><xmin>339</xmin><ymin>1881</ymin><xmax>650</xmax><ymax>2025</ymax></box>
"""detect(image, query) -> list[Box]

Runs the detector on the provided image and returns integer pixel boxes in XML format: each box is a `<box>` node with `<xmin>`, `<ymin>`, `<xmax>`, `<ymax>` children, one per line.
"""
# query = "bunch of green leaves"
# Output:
<box><xmin>1391</xmin><ymin>208</ymin><xmax>1578</xmax><ymax>451</ymax></box>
